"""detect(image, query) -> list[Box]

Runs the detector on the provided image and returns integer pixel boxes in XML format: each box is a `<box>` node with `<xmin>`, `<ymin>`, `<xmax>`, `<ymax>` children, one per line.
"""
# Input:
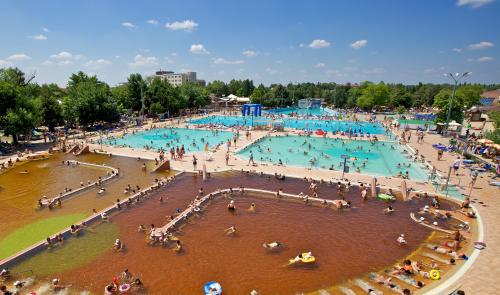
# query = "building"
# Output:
<box><xmin>155</xmin><ymin>70</ymin><xmax>204</xmax><ymax>86</ymax></box>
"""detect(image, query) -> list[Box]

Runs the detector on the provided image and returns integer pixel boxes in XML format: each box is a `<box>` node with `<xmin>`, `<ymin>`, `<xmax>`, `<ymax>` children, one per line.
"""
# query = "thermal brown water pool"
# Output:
<box><xmin>0</xmin><ymin>152</ymin><xmax>173</xmax><ymax>260</ymax></box>
<box><xmin>24</xmin><ymin>172</ymin><xmax>434</xmax><ymax>294</ymax></box>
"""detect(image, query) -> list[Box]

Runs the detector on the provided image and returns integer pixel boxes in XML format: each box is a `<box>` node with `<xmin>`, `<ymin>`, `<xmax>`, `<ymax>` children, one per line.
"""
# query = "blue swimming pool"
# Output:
<box><xmin>264</xmin><ymin>107</ymin><xmax>337</xmax><ymax>117</ymax></box>
<box><xmin>237</xmin><ymin>135</ymin><xmax>430</xmax><ymax>181</ymax></box>
<box><xmin>190</xmin><ymin>116</ymin><xmax>385</xmax><ymax>134</ymax></box>
<box><xmin>104</xmin><ymin>128</ymin><xmax>234</xmax><ymax>152</ymax></box>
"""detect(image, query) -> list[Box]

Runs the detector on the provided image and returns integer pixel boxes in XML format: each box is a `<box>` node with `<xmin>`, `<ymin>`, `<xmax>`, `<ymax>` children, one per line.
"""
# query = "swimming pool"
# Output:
<box><xmin>237</xmin><ymin>135</ymin><xmax>430</xmax><ymax>181</ymax></box>
<box><xmin>264</xmin><ymin>107</ymin><xmax>336</xmax><ymax>117</ymax></box>
<box><xmin>105</xmin><ymin>128</ymin><xmax>235</xmax><ymax>152</ymax></box>
<box><xmin>12</xmin><ymin>172</ymin><xmax>434</xmax><ymax>294</ymax></box>
<box><xmin>190</xmin><ymin>116</ymin><xmax>385</xmax><ymax>134</ymax></box>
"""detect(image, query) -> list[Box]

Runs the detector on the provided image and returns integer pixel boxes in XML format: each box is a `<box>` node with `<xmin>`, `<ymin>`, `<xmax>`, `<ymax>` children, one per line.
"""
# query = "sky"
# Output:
<box><xmin>0</xmin><ymin>0</ymin><xmax>499</xmax><ymax>87</ymax></box>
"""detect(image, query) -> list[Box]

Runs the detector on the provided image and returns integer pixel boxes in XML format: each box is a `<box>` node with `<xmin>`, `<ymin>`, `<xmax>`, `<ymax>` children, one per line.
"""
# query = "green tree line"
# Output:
<box><xmin>0</xmin><ymin>66</ymin><xmax>498</xmax><ymax>143</ymax></box>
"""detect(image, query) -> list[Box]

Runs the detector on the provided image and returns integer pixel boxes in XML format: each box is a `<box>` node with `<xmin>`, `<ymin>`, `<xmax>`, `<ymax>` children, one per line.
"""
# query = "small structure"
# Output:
<box><xmin>241</xmin><ymin>104</ymin><xmax>262</xmax><ymax>117</ymax></box>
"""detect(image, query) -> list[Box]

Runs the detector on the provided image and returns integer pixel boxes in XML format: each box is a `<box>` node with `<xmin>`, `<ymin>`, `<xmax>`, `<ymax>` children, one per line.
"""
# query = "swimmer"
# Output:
<box><xmin>361</xmin><ymin>188</ymin><xmax>368</xmax><ymax>200</ymax></box>
<box><xmin>227</xmin><ymin>200</ymin><xmax>236</xmax><ymax>211</ymax></box>
<box><xmin>98</xmin><ymin>187</ymin><xmax>106</xmax><ymax>194</ymax></box>
<box><xmin>101</xmin><ymin>212</ymin><xmax>109</xmax><ymax>222</ymax></box>
<box><xmin>121</xmin><ymin>269</ymin><xmax>133</xmax><ymax>283</ymax></box>
<box><xmin>384</xmin><ymin>206</ymin><xmax>395</xmax><ymax>214</ymax></box>
<box><xmin>174</xmin><ymin>240</ymin><xmax>182</xmax><ymax>252</ymax></box>
<box><xmin>114</xmin><ymin>239</ymin><xmax>124</xmax><ymax>251</ymax></box>
<box><xmin>52</xmin><ymin>278</ymin><xmax>72</xmax><ymax>292</ymax></box>
<box><xmin>138</xmin><ymin>224</ymin><xmax>146</xmax><ymax>232</ymax></box>
<box><xmin>224</xmin><ymin>226</ymin><xmax>236</xmax><ymax>235</ymax></box>
<box><xmin>397</xmin><ymin>234</ymin><xmax>407</xmax><ymax>245</ymax></box>
<box><xmin>0</xmin><ymin>268</ymin><xmax>10</xmax><ymax>280</ymax></box>
<box><xmin>263</xmin><ymin>241</ymin><xmax>282</xmax><ymax>250</ymax></box>
<box><xmin>248</xmin><ymin>203</ymin><xmax>256</xmax><ymax>212</ymax></box>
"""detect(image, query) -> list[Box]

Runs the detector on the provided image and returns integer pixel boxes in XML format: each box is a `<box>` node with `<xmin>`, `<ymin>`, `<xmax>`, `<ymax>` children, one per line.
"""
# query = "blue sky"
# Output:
<box><xmin>0</xmin><ymin>0</ymin><xmax>499</xmax><ymax>86</ymax></box>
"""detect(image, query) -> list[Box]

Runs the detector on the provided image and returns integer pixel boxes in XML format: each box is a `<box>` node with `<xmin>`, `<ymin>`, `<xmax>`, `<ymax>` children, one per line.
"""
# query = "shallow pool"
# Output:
<box><xmin>237</xmin><ymin>135</ymin><xmax>430</xmax><ymax>181</ymax></box>
<box><xmin>15</xmin><ymin>172</ymin><xmax>432</xmax><ymax>294</ymax></box>
<box><xmin>190</xmin><ymin>115</ymin><xmax>385</xmax><ymax>134</ymax></box>
<box><xmin>105</xmin><ymin>127</ymin><xmax>235</xmax><ymax>152</ymax></box>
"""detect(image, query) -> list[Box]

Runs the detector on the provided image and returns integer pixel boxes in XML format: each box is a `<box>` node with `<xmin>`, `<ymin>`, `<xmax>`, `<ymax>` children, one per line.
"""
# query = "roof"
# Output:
<box><xmin>481</xmin><ymin>89</ymin><xmax>500</xmax><ymax>106</ymax></box>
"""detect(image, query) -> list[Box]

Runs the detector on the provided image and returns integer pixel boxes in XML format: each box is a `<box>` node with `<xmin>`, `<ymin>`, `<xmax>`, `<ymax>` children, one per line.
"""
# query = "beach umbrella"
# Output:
<box><xmin>400</xmin><ymin>179</ymin><xmax>408</xmax><ymax>200</ymax></box>
<box><xmin>371</xmin><ymin>177</ymin><xmax>377</xmax><ymax>197</ymax></box>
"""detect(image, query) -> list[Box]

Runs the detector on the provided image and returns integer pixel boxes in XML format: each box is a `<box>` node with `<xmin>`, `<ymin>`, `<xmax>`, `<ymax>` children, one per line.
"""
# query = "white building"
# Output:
<box><xmin>155</xmin><ymin>70</ymin><xmax>203</xmax><ymax>86</ymax></box>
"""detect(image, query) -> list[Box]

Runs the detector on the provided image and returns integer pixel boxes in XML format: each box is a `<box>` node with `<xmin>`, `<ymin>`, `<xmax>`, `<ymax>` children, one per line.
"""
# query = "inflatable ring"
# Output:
<box><xmin>429</xmin><ymin>269</ymin><xmax>440</xmax><ymax>280</ymax></box>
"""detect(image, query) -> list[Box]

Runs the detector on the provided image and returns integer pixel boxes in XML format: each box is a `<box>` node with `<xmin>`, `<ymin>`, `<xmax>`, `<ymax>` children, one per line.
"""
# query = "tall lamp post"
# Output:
<box><xmin>443</xmin><ymin>72</ymin><xmax>471</xmax><ymax>134</ymax></box>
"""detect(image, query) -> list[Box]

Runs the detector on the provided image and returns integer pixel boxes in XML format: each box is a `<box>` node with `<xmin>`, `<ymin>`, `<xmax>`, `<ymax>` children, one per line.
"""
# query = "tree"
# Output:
<box><xmin>357</xmin><ymin>82</ymin><xmax>390</xmax><ymax>109</ymax></box>
<box><xmin>111</xmin><ymin>84</ymin><xmax>132</xmax><ymax>112</ymax></box>
<box><xmin>146</xmin><ymin>77</ymin><xmax>180</xmax><ymax>116</ymax></box>
<box><xmin>63</xmin><ymin>72</ymin><xmax>120</xmax><ymax>128</ymax></box>
<box><xmin>485</xmin><ymin>110</ymin><xmax>500</xmax><ymax>144</ymax></box>
<box><xmin>39</xmin><ymin>84</ymin><xmax>64</xmax><ymax>131</ymax></box>
<box><xmin>251</xmin><ymin>84</ymin><xmax>267</xmax><ymax>104</ymax></box>
<box><xmin>127</xmin><ymin>73</ymin><xmax>147</xmax><ymax>112</ymax></box>
<box><xmin>456</xmin><ymin>84</ymin><xmax>483</xmax><ymax>108</ymax></box>
<box><xmin>206</xmin><ymin>80</ymin><xmax>228</xmax><ymax>97</ymax></box>
<box><xmin>433</xmin><ymin>88</ymin><xmax>465</xmax><ymax>124</ymax></box>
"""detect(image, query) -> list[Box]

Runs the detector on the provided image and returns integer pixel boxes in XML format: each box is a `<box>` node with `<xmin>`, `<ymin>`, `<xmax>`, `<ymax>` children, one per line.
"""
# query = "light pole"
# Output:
<box><xmin>443</xmin><ymin>72</ymin><xmax>471</xmax><ymax>134</ymax></box>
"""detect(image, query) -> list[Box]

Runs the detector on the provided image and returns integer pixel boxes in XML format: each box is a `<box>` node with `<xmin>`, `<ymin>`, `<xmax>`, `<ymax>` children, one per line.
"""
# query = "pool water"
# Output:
<box><xmin>105</xmin><ymin>127</ymin><xmax>235</xmax><ymax>152</ymax></box>
<box><xmin>264</xmin><ymin>107</ymin><xmax>336</xmax><ymax>117</ymax></box>
<box><xmin>190</xmin><ymin>115</ymin><xmax>385</xmax><ymax>134</ymax></box>
<box><xmin>18</xmin><ymin>172</ymin><xmax>432</xmax><ymax>294</ymax></box>
<box><xmin>237</xmin><ymin>135</ymin><xmax>430</xmax><ymax>181</ymax></box>
<box><xmin>0</xmin><ymin>153</ymin><xmax>174</xmax><ymax>260</ymax></box>
<box><xmin>399</xmin><ymin>119</ymin><xmax>435</xmax><ymax>126</ymax></box>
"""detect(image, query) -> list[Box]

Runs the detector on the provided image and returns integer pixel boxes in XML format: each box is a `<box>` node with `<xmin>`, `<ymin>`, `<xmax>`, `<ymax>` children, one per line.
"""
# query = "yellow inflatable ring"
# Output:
<box><xmin>429</xmin><ymin>269</ymin><xmax>440</xmax><ymax>280</ymax></box>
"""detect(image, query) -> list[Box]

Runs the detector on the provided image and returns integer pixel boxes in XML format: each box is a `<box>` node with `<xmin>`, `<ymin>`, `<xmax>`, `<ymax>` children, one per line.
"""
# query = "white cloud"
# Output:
<box><xmin>56</xmin><ymin>60</ymin><xmax>73</xmax><ymax>66</ymax></box>
<box><xmin>29</xmin><ymin>34</ymin><xmax>48</xmax><ymax>40</ymax></box>
<box><xmin>457</xmin><ymin>0</ymin><xmax>495</xmax><ymax>8</ymax></box>
<box><xmin>164</xmin><ymin>57</ymin><xmax>174</xmax><ymax>64</ymax></box>
<box><xmin>350</xmin><ymin>39</ymin><xmax>368</xmax><ymax>49</ymax></box>
<box><xmin>42</xmin><ymin>27</ymin><xmax>49</xmax><ymax>32</ymax></box>
<box><xmin>212</xmin><ymin>58</ymin><xmax>245</xmax><ymax>65</ymax></box>
<box><xmin>315</xmin><ymin>63</ymin><xmax>326</xmax><ymax>68</ymax></box>
<box><xmin>477</xmin><ymin>56</ymin><xmax>494</xmax><ymax>62</ymax></box>
<box><xmin>50</xmin><ymin>51</ymin><xmax>73</xmax><ymax>60</ymax></box>
<box><xmin>0</xmin><ymin>60</ymin><xmax>12</xmax><ymax>67</ymax></box>
<box><xmin>122</xmin><ymin>22</ymin><xmax>136</xmax><ymax>29</ymax></box>
<box><xmin>242</xmin><ymin>50</ymin><xmax>257</xmax><ymax>57</ymax></box>
<box><xmin>466</xmin><ymin>58</ymin><xmax>475</xmax><ymax>62</ymax></box>
<box><xmin>128</xmin><ymin>54</ymin><xmax>159</xmax><ymax>67</ymax></box>
<box><xmin>308</xmin><ymin>39</ymin><xmax>331</xmax><ymax>49</ymax></box>
<box><xmin>7</xmin><ymin>54</ymin><xmax>31</xmax><ymax>61</ymax></box>
<box><xmin>146</xmin><ymin>19</ymin><xmax>159</xmax><ymax>25</ymax></box>
<box><xmin>467</xmin><ymin>41</ymin><xmax>494</xmax><ymax>50</ymax></box>
<box><xmin>41</xmin><ymin>60</ymin><xmax>53</xmax><ymax>66</ymax></box>
<box><xmin>165</xmin><ymin>20</ymin><xmax>198</xmax><ymax>32</ymax></box>
<box><xmin>84</xmin><ymin>59</ymin><xmax>112</xmax><ymax>69</ymax></box>
<box><xmin>299</xmin><ymin>43</ymin><xmax>305</xmax><ymax>48</ymax></box>
<box><xmin>452</xmin><ymin>48</ymin><xmax>462</xmax><ymax>53</ymax></box>
<box><xmin>189</xmin><ymin>44</ymin><xmax>209</xmax><ymax>54</ymax></box>
<box><xmin>265</xmin><ymin>67</ymin><xmax>278</xmax><ymax>74</ymax></box>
